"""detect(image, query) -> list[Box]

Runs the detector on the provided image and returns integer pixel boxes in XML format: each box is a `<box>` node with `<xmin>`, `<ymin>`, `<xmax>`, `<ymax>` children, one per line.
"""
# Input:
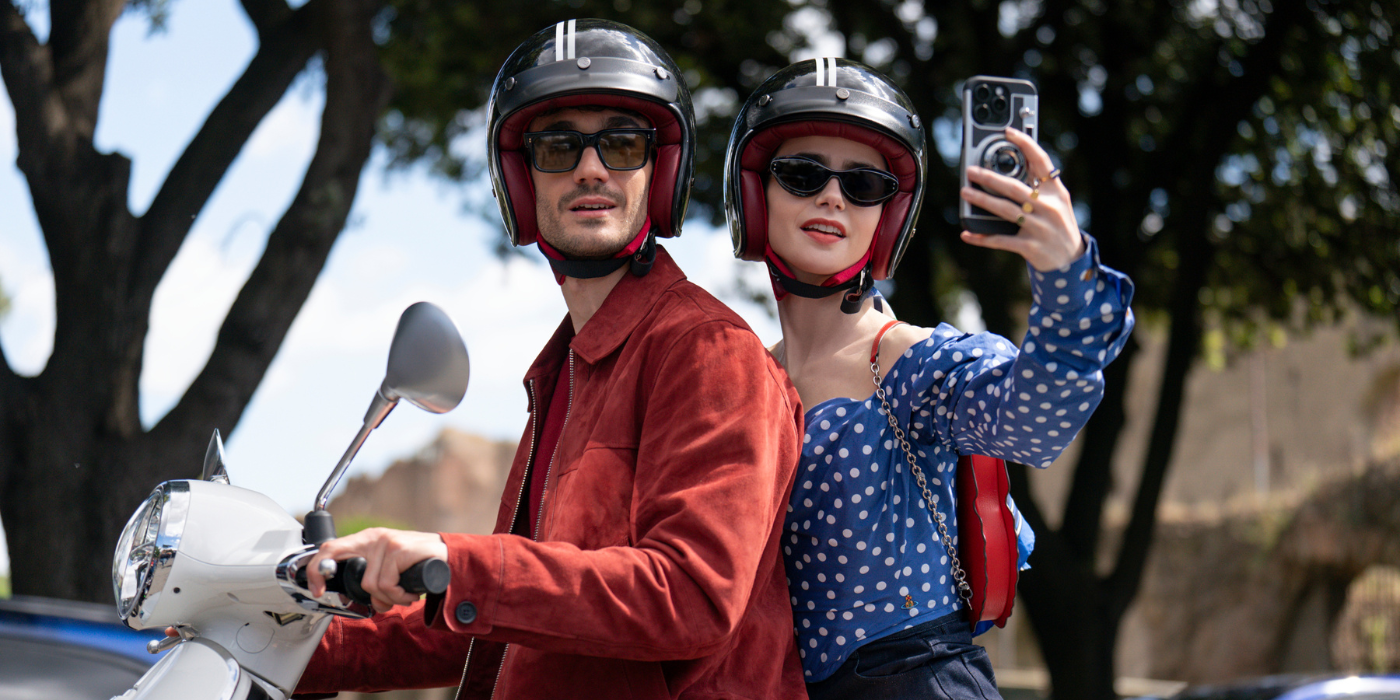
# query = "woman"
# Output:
<box><xmin>723</xmin><ymin>59</ymin><xmax>1135</xmax><ymax>698</ymax></box>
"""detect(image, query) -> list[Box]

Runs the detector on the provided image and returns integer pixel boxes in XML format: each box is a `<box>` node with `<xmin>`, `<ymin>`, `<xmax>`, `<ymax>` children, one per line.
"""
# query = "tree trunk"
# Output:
<box><xmin>0</xmin><ymin>0</ymin><xmax>389</xmax><ymax>603</ymax></box>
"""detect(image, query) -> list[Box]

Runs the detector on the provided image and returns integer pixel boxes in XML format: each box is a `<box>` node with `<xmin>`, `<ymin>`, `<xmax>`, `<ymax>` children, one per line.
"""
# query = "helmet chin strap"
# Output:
<box><xmin>766</xmin><ymin>258</ymin><xmax>875</xmax><ymax>315</ymax></box>
<box><xmin>538</xmin><ymin>217</ymin><xmax>656</xmax><ymax>283</ymax></box>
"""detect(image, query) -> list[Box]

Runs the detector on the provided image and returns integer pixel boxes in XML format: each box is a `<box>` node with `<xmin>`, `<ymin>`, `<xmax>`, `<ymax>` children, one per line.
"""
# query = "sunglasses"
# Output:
<box><xmin>523</xmin><ymin>128</ymin><xmax>656</xmax><ymax>173</ymax></box>
<box><xmin>768</xmin><ymin>156</ymin><xmax>900</xmax><ymax>206</ymax></box>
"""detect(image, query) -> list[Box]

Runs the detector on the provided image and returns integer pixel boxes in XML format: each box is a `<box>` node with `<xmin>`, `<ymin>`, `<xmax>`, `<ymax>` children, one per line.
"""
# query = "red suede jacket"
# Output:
<box><xmin>296</xmin><ymin>248</ymin><xmax>806</xmax><ymax>699</ymax></box>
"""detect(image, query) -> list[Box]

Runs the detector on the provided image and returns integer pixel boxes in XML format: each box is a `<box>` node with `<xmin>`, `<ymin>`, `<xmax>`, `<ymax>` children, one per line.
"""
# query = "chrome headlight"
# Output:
<box><xmin>112</xmin><ymin>481</ymin><xmax>189</xmax><ymax>624</ymax></box>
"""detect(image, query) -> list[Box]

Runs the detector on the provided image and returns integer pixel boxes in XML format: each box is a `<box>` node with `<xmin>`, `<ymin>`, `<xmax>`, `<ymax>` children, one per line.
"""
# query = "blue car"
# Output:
<box><xmin>0</xmin><ymin>595</ymin><xmax>164</xmax><ymax>700</ymax></box>
<box><xmin>1274</xmin><ymin>676</ymin><xmax>1400</xmax><ymax>700</ymax></box>
<box><xmin>1158</xmin><ymin>674</ymin><xmax>1400</xmax><ymax>700</ymax></box>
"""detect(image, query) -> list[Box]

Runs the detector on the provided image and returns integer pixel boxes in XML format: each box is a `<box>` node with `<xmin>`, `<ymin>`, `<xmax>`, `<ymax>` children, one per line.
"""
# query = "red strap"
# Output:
<box><xmin>870</xmin><ymin>320</ymin><xmax>907</xmax><ymax>364</ymax></box>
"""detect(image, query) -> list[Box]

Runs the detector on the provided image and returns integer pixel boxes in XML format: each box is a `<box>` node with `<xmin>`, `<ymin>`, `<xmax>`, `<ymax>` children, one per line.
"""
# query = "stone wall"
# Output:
<box><xmin>328</xmin><ymin>429</ymin><xmax>515</xmax><ymax>536</ymax></box>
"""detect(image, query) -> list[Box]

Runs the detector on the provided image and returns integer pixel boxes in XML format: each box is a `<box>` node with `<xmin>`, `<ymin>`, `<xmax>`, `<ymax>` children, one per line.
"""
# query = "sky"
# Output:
<box><xmin>0</xmin><ymin>0</ymin><xmax>806</xmax><ymax>576</ymax></box>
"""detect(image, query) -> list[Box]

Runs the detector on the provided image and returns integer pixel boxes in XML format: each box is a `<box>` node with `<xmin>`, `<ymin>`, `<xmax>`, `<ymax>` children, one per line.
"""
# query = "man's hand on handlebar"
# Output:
<box><xmin>306</xmin><ymin>528</ymin><xmax>449</xmax><ymax>614</ymax></box>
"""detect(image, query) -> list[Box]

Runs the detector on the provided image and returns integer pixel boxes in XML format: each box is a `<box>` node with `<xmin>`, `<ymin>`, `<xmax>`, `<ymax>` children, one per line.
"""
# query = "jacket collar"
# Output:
<box><xmin>523</xmin><ymin>245</ymin><xmax>687</xmax><ymax>384</ymax></box>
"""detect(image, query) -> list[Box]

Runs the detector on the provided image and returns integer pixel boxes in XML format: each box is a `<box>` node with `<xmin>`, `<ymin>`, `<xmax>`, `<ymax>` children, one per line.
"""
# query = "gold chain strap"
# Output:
<box><xmin>870</xmin><ymin>350</ymin><xmax>974</xmax><ymax>609</ymax></box>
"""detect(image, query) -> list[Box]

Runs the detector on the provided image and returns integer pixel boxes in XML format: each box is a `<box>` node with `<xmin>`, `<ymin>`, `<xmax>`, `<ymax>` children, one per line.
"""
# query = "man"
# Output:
<box><xmin>293</xmin><ymin>19</ymin><xmax>806</xmax><ymax>700</ymax></box>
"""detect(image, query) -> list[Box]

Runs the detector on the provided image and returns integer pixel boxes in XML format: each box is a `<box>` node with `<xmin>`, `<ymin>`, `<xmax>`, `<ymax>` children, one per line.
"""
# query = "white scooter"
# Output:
<box><xmin>108</xmin><ymin>302</ymin><xmax>471</xmax><ymax>700</ymax></box>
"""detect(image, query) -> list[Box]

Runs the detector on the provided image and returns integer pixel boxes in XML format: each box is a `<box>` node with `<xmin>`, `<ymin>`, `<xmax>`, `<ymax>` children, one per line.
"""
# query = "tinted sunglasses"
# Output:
<box><xmin>768</xmin><ymin>156</ymin><xmax>900</xmax><ymax>206</ymax></box>
<box><xmin>523</xmin><ymin>128</ymin><xmax>655</xmax><ymax>173</ymax></box>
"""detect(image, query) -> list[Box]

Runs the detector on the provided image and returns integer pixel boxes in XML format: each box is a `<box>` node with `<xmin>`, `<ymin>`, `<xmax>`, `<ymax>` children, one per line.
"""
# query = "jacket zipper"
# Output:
<box><xmin>535</xmin><ymin>349</ymin><xmax>574</xmax><ymax>539</ymax></box>
<box><xmin>488</xmin><ymin>352</ymin><xmax>574</xmax><ymax>699</ymax></box>
<box><xmin>493</xmin><ymin>357</ymin><xmax>573</xmax><ymax>698</ymax></box>
<box><xmin>454</xmin><ymin>379</ymin><xmax>541</xmax><ymax>700</ymax></box>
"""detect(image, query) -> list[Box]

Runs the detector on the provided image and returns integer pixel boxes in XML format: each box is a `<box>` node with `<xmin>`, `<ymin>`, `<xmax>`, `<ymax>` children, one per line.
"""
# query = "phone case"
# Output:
<box><xmin>959</xmin><ymin>76</ymin><xmax>1039</xmax><ymax>236</ymax></box>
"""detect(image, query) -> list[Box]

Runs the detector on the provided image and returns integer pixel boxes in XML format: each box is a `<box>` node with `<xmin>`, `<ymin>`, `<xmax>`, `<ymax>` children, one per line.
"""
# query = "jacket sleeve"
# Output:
<box><xmin>428</xmin><ymin>319</ymin><xmax>801</xmax><ymax>661</ymax></box>
<box><xmin>293</xmin><ymin>600</ymin><xmax>474</xmax><ymax>694</ymax></box>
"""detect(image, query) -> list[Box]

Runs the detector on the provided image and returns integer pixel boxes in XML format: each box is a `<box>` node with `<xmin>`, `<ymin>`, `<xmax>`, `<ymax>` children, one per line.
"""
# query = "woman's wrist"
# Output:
<box><xmin>1026</xmin><ymin>230</ymin><xmax>1088</xmax><ymax>272</ymax></box>
<box><xmin>1027</xmin><ymin>232</ymin><xmax>1103</xmax><ymax>311</ymax></box>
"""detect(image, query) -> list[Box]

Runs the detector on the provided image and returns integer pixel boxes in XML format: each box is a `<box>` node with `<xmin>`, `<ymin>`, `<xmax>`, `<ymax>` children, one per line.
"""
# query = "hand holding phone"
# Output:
<box><xmin>959</xmin><ymin>76</ymin><xmax>1039</xmax><ymax>236</ymax></box>
<box><xmin>957</xmin><ymin>76</ymin><xmax>1086</xmax><ymax>271</ymax></box>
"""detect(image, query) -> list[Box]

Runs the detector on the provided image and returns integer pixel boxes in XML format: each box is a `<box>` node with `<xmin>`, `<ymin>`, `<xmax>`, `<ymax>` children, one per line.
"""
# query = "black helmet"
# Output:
<box><xmin>724</xmin><ymin>58</ymin><xmax>927</xmax><ymax>308</ymax></box>
<box><xmin>487</xmin><ymin>19</ymin><xmax>695</xmax><ymax>271</ymax></box>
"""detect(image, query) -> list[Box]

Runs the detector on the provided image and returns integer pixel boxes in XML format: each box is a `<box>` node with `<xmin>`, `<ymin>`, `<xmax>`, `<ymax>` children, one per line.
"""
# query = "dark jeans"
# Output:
<box><xmin>805</xmin><ymin>612</ymin><xmax>1003</xmax><ymax>700</ymax></box>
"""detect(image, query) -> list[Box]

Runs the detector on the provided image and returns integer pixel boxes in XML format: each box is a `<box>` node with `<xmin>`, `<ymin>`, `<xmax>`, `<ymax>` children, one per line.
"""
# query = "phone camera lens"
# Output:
<box><xmin>993</xmin><ymin>97</ymin><xmax>1008</xmax><ymax>113</ymax></box>
<box><xmin>982</xmin><ymin>142</ymin><xmax>1026</xmax><ymax>179</ymax></box>
<box><xmin>974</xmin><ymin>84</ymin><xmax>991</xmax><ymax>101</ymax></box>
<box><xmin>974</xmin><ymin>103</ymin><xmax>991</xmax><ymax>123</ymax></box>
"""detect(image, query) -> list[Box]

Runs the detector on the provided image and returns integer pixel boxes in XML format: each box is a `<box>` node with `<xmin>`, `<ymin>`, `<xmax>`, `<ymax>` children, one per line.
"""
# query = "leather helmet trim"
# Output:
<box><xmin>497</xmin><ymin>94</ymin><xmax>684</xmax><ymax>247</ymax></box>
<box><xmin>736</xmin><ymin>120</ymin><xmax>917</xmax><ymax>279</ymax></box>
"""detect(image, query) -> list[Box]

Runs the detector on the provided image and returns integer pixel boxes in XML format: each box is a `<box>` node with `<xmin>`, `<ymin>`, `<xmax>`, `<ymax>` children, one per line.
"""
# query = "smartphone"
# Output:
<box><xmin>959</xmin><ymin>76</ymin><xmax>1039</xmax><ymax>236</ymax></box>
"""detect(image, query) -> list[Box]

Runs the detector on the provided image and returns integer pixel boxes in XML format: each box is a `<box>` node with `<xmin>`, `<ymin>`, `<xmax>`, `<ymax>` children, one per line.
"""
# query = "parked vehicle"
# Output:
<box><xmin>107</xmin><ymin>301</ymin><xmax>468</xmax><ymax>700</ymax></box>
<box><xmin>1140</xmin><ymin>674</ymin><xmax>1400</xmax><ymax>700</ymax></box>
<box><xmin>0</xmin><ymin>595</ymin><xmax>162</xmax><ymax>700</ymax></box>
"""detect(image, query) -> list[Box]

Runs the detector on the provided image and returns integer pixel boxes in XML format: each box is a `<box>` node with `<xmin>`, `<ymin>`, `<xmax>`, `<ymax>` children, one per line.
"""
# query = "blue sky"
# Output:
<box><xmin>0</xmin><ymin>0</ymin><xmax>794</xmax><ymax>575</ymax></box>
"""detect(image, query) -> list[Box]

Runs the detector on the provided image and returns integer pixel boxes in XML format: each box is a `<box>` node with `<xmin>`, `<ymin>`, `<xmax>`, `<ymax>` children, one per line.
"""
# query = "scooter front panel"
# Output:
<box><xmin>114</xmin><ymin>637</ymin><xmax>257</xmax><ymax>700</ymax></box>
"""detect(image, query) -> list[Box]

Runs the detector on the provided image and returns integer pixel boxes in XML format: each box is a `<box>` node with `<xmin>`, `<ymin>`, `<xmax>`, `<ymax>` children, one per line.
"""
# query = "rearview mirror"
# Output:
<box><xmin>312</xmin><ymin>302</ymin><xmax>470</xmax><ymax>514</ymax></box>
<box><xmin>382</xmin><ymin>301</ymin><xmax>471</xmax><ymax>414</ymax></box>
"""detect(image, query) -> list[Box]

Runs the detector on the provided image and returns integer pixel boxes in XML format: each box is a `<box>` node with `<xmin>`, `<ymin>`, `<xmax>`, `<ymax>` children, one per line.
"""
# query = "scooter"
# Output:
<box><xmin>108</xmin><ymin>301</ymin><xmax>471</xmax><ymax>700</ymax></box>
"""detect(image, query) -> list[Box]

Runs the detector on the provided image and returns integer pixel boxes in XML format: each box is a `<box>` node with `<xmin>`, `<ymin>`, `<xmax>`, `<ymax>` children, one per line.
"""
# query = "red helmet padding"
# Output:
<box><xmin>736</xmin><ymin>120</ymin><xmax>916</xmax><ymax>279</ymax></box>
<box><xmin>497</xmin><ymin>93</ymin><xmax>684</xmax><ymax>246</ymax></box>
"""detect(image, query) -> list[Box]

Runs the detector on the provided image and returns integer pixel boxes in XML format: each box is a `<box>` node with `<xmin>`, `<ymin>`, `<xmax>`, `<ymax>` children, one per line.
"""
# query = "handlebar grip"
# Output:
<box><xmin>303</xmin><ymin>557</ymin><xmax>451</xmax><ymax>607</ymax></box>
<box><xmin>399</xmin><ymin>558</ymin><xmax>451</xmax><ymax>595</ymax></box>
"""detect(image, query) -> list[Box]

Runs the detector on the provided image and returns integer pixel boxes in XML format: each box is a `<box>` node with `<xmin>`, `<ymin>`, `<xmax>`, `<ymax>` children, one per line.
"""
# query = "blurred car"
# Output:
<box><xmin>0</xmin><ymin>595</ymin><xmax>163</xmax><ymax>700</ymax></box>
<box><xmin>1275</xmin><ymin>677</ymin><xmax>1400</xmax><ymax>700</ymax></box>
<box><xmin>1143</xmin><ymin>674</ymin><xmax>1400</xmax><ymax>700</ymax></box>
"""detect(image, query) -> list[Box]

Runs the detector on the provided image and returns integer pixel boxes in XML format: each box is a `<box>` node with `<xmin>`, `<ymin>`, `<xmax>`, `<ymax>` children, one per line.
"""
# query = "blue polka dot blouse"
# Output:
<box><xmin>785</xmin><ymin>234</ymin><xmax>1135</xmax><ymax>681</ymax></box>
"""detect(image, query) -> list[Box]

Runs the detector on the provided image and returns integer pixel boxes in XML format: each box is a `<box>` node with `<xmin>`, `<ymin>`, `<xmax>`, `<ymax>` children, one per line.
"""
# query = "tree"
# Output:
<box><xmin>375</xmin><ymin>1</ymin><xmax>1399</xmax><ymax>697</ymax></box>
<box><xmin>0</xmin><ymin>0</ymin><xmax>389</xmax><ymax>602</ymax></box>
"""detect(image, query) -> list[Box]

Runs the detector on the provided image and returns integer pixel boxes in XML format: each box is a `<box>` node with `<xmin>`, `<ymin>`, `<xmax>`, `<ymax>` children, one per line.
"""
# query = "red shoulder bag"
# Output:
<box><xmin>871</xmin><ymin>320</ymin><xmax>1018</xmax><ymax>630</ymax></box>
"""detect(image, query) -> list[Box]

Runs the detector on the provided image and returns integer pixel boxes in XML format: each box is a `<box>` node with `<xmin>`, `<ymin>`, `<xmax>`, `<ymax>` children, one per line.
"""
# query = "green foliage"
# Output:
<box><xmin>377</xmin><ymin>0</ymin><xmax>795</xmax><ymax>217</ymax></box>
<box><xmin>377</xmin><ymin>0</ymin><xmax>1399</xmax><ymax>347</ymax></box>
<box><xmin>1206</xmin><ymin>2</ymin><xmax>1400</xmax><ymax>344</ymax></box>
<box><xmin>335</xmin><ymin>515</ymin><xmax>413</xmax><ymax>536</ymax></box>
<box><xmin>124</xmin><ymin>0</ymin><xmax>172</xmax><ymax>34</ymax></box>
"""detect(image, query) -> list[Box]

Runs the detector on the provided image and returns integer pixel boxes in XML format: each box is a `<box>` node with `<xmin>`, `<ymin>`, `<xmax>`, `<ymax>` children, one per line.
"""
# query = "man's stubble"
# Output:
<box><xmin>536</xmin><ymin>182</ymin><xmax>649</xmax><ymax>260</ymax></box>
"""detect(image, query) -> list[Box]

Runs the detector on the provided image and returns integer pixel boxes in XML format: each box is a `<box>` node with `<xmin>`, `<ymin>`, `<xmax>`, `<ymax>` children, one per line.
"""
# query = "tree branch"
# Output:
<box><xmin>240</xmin><ymin>0</ymin><xmax>292</xmax><ymax>35</ymax></box>
<box><xmin>134</xmin><ymin>7</ymin><xmax>318</xmax><ymax>303</ymax></box>
<box><xmin>1153</xmin><ymin>1</ymin><xmax>1302</xmax><ymax>201</ymax></box>
<box><xmin>1059</xmin><ymin>334</ymin><xmax>1138</xmax><ymax>563</ymax></box>
<box><xmin>46</xmin><ymin>0</ymin><xmax>124</xmax><ymax>139</ymax></box>
<box><xmin>1106</xmin><ymin>3</ymin><xmax>1308</xmax><ymax>623</ymax></box>
<box><xmin>147</xmin><ymin>0</ymin><xmax>389</xmax><ymax>466</ymax></box>
<box><xmin>0</xmin><ymin>0</ymin><xmax>54</xmax><ymax>154</ymax></box>
<box><xmin>0</xmin><ymin>333</ymin><xmax>16</xmax><ymax>396</ymax></box>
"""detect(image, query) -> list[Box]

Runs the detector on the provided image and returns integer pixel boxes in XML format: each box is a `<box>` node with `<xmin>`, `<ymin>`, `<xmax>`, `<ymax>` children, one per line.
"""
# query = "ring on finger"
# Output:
<box><xmin>1029</xmin><ymin>185</ymin><xmax>1040</xmax><ymax>201</ymax></box>
<box><xmin>1022</xmin><ymin>200</ymin><xmax>1034</xmax><ymax>213</ymax></box>
<box><xmin>1016</xmin><ymin>214</ymin><xmax>1025</xmax><ymax>226</ymax></box>
<box><xmin>1039</xmin><ymin>168</ymin><xmax>1061</xmax><ymax>184</ymax></box>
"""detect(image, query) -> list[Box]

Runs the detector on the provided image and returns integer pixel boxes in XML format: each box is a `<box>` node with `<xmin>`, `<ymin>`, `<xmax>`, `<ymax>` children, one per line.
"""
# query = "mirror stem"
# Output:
<box><xmin>313</xmin><ymin>391</ymin><xmax>398</xmax><ymax>512</ymax></box>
